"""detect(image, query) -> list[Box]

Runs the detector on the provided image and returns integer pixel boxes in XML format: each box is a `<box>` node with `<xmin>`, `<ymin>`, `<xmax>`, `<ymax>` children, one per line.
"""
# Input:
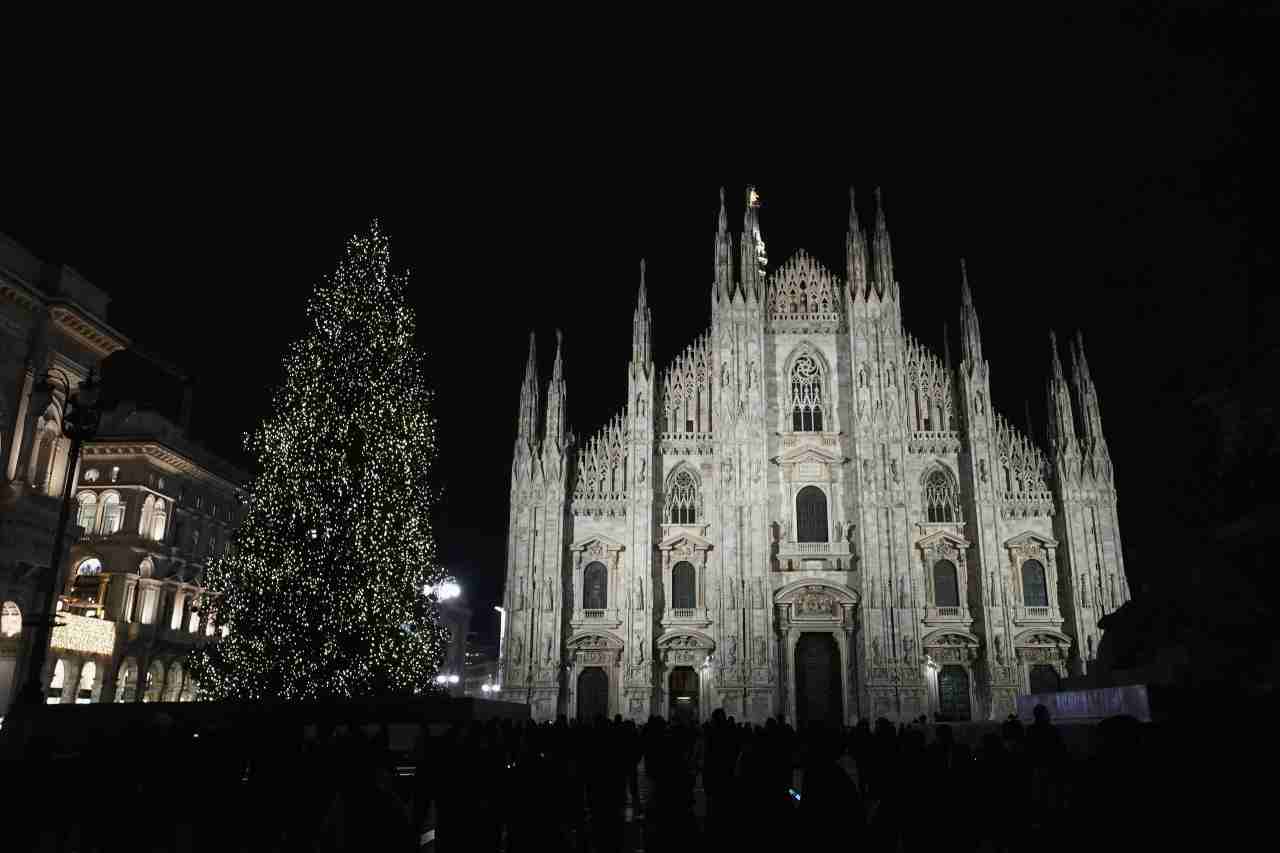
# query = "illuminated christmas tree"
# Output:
<box><xmin>188</xmin><ymin>223</ymin><xmax>448</xmax><ymax>700</ymax></box>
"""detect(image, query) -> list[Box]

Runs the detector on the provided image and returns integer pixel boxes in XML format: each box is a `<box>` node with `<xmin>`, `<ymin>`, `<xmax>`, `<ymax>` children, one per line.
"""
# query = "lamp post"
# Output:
<box><xmin>13</xmin><ymin>368</ymin><xmax>102</xmax><ymax>713</ymax></box>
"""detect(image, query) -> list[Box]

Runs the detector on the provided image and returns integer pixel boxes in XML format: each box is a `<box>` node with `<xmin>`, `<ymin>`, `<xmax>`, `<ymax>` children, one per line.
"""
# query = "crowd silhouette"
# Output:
<box><xmin>5</xmin><ymin>703</ymin><xmax>1213</xmax><ymax>852</ymax></box>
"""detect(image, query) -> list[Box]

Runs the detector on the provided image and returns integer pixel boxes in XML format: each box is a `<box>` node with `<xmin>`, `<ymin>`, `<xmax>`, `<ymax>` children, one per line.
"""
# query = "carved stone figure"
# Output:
<box><xmin>994</xmin><ymin>635</ymin><xmax>1004</xmax><ymax>665</ymax></box>
<box><xmin>632</xmin><ymin>576</ymin><xmax>644</xmax><ymax>610</ymax></box>
<box><xmin>753</xmin><ymin>636</ymin><xmax>766</xmax><ymax>664</ymax></box>
<box><xmin>726</xmin><ymin>635</ymin><xmax>738</xmax><ymax>667</ymax></box>
<box><xmin>544</xmin><ymin>633</ymin><xmax>553</xmax><ymax>662</ymax></box>
<box><xmin>845</xmin><ymin>521</ymin><xmax>856</xmax><ymax>542</ymax></box>
<box><xmin>1080</xmin><ymin>575</ymin><xmax>1090</xmax><ymax>607</ymax></box>
<box><xmin>899</xmin><ymin>578</ymin><xmax>909</xmax><ymax>609</ymax></box>
<box><xmin>750</xmin><ymin>579</ymin><xmax>763</xmax><ymax>610</ymax></box>
<box><xmin>728</xmin><ymin>579</ymin><xmax>738</xmax><ymax>610</ymax></box>
<box><xmin>634</xmin><ymin>628</ymin><xmax>645</xmax><ymax>662</ymax></box>
<box><xmin>902</xmin><ymin>637</ymin><xmax>914</xmax><ymax>662</ymax></box>
<box><xmin>779</xmin><ymin>520</ymin><xmax>790</xmax><ymax>543</ymax></box>
<box><xmin>511</xmin><ymin>636</ymin><xmax>523</xmax><ymax>663</ymax></box>
<box><xmin>543</xmin><ymin>583</ymin><xmax>554</xmax><ymax>612</ymax></box>
<box><xmin>515</xmin><ymin>575</ymin><xmax>525</xmax><ymax>610</ymax></box>
<box><xmin>890</xmin><ymin>459</ymin><xmax>900</xmax><ymax>484</ymax></box>
<box><xmin>979</xmin><ymin>459</ymin><xmax>988</xmax><ymax>483</ymax></box>
<box><xmin>872</xmin><ymin>636</ymin><xmax>881</xmax><ymax>663</ymax></box>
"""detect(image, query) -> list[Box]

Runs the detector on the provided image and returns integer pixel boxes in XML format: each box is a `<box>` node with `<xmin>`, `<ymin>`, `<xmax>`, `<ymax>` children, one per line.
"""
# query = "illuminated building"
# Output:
<box><xmin>0</xmin><ymin>233</ymin><xmax>246</xmax><ymax>710</ymax></box>
<box><xmin>501</xmin><ymin>188</ymin><xmax>1130</xmax><ymax>724</ymax></box>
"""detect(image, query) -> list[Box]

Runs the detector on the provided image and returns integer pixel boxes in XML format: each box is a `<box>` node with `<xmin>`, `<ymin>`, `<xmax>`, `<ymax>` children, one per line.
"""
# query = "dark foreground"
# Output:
<box><xmin>2</xmin><ymin>706</ymin><xmax>1259</xmax><ymax>852</ymax></box>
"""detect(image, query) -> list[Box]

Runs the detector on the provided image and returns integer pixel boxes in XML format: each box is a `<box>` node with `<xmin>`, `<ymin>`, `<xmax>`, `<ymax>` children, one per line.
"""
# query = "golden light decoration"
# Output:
<box><xmin>51</xmin><ymin>613</ymin><xmax>116</xmax><ymax>656</ymax></box>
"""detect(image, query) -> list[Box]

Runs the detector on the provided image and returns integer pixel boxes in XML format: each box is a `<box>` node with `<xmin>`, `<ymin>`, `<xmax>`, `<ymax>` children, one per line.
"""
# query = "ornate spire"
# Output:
<box><xmin>544</xmin><ymin>329</ymin><xmax>567</xmax><ymax>453</ymax></box>
<box><xmin>1070</xmin><ymin>330</ymin><xmax>1108</xmax><ymax>454</ymax></box>
<box><xmin>1046</xmin><ymin>330</ymin><xmax>1078</xmax><ymax>459</ymax></box>
<box><xmin>959</xmin><ymin>259</ymin><xmax>984</xmax><ymax>368</ymax></box>
<box><xmin>714</xmin><ymin>186</ymin><xmax>734</xmax><ymax>302</ymax></box>
<box><xmin>872</xmin><ymin>187</ymin><xmax>895</xmax><ymax>297</ymax></box>
<box><xmin>632</xmin><ymin>260</ymin><xmax>652</xmax><ymax>365</ymax></box>
<box><xmin>516</xmin><ymin>331</ymin><xmax>541</xmax><ymax>451</ymax></box>
<box><xmin>846</xmin><ymin>186</ymin><xmax>870</xmax><ymax>297</ymax></box>
<box><xmin>740</xmin><ymin>185</ymin><xmax>767</xmax><ymax>300</ymax></box>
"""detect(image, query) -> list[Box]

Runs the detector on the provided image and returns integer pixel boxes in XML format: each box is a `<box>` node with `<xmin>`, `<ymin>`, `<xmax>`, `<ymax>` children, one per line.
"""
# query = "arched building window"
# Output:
<box><xmin>583</xmin><ymin>562</ymin><xmax>607</xmax><ymax>610</ymax></box>
<box><xmin>1</xmin><ymin>601</ymin><xmax>21</xmax><ymax>636</ymax></box>
<box><xmin>150</xmin><ymin>500</ymin><xmax>168</xmax><ymax>541</ymax></box>
<box><xmin>100</xmin><ymin>492</ymin><xmax>124</xmax><ymax>534</ymax></box>
<box><xmin>933</xmin><ymin>560</ymin><xmax>960</xmax><ymax>608</ymax></box>
<box><xmin>796</xmin><ymin>486</ymin><xmax>829</xmax><ymax>542</ymax></box>
<box><xmin>666</xmin><ymin>469</ymin><xmax>699</xmax><ymax>525</ymax></box>
<box><xmin>77</xmin><ymin>557</ymin><xmax>102</xmax><ymax>576</ymax></box>
<box><xmin>1022</xmin><ymin>560</ymin><xmax>1049</xmax><ymax>608</ymax></box>
<box><xmin>923</xmin><ymin>470</ymin><xmax>959</xmax><ymax>523</ymax></box>
<box><xmin>76</xmin><ymin>491</ymin><xmax>98</xmax><ymax>530</ymax></box>
<box><xmin>77</xmin><ymin>661</ymin><xmax>96</xmax><ymax>703</ymax></box>
<box><xmin>49</xmin><ymin>659</ymin><xmax>66</xmax><ymax>702</ymax></box>
<box><xmin>790</xmin><ymin>354</ymin><xmax>826</xmax><ymax>432</ymax></box>
<box><xmin>672</xmin><ymin>561</ymin><xmax>696</xmax><ymax>609</ymax></box>
<box><xmin>139</xmin><ymin>496</ymin><xmax>155</xmax><ymax>537</ymax></box>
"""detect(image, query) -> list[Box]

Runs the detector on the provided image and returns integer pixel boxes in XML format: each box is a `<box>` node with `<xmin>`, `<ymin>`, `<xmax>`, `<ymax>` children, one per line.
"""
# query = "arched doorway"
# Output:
<box><xmin>937</xmin><ymin>665</ymin><xmax>971</xmax><ymax>721</ymax></box>
<box><xmin>668</xmin><ymin>666</ymin><xmax>699</xmax><ymax>724</ymax></box>
<box><xmin>1029</xmin><ymin>664</ymin><xmax>1060</xmax><ymax>695</ymax></box>
<box><xmin>794</xmin><ymin>633</ymin><xmax>842</xmax><ymax>728</ymax></box>
<box><xmin>577</xmin><ymin>667</ymin><xmax>609</xmax><ymax>721</ymax></box>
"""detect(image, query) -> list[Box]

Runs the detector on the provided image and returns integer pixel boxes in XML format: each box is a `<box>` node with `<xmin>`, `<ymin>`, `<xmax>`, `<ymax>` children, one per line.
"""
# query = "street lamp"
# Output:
<box><xmin>12</xmin><ymin>368</ymin><xmax>102</xmax><ymax>713</ymax></box>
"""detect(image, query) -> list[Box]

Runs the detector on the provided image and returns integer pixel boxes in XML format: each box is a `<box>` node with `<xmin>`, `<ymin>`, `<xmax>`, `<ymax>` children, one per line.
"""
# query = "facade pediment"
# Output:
<box><xmin>922</xmin><ymin>628</ymin><xmax>981</xmax><ymax>647</ymax></box>
<box><xmin>567</xmin><ymin>631</ymin><xmax>624</xmax><ymax>649</ymax></box>
<box><xmin>657</xmin><ymin>530</ymin><xmax>713</xmax><ymax>552</ymax></box>
<box><xmin>774</xmin><ymin>579</ymin><xmax>860</xmax><ymax>608</ymax></box>
<box><xmin>915</xmin><ymin>529</ymin><xmax>971</xmax><ymax>551</ymax></box>
<box><xmin>1003</xmin><ymin>531</ymin><xmax>1059</xmax><ymax>549</ymax></box>
<box><xmin>570</xmin><ymin>533</ymin><xmax>625</xmax><ymax>554</ymax></box>
<box><xmin>1012</xmin><ymin>628</ymin><xmax>1073</xmax><ymax>647</ymax></box>
<box><xmin>776</xmin><ymin>443</ymin><xmax>844</xmax><ymax>466</ymax></box>
<box><xmin>656</xmin><ymin>630</ymin><xmax>715</xmax><ymax>650</ymax></box>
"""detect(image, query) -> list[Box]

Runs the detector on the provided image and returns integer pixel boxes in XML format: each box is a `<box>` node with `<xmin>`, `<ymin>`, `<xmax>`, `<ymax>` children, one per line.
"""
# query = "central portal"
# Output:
<box><xmin>577</xmin><ymin>667</ymin><xmax>609</xmax><ymax>721</ymax></box>
<box><xmin>668</xmin><ymin>666</ymin><xmax>699</xmax><ymax>724</ymax></box>
<box><xmin>794</xmin><ymin>632</ymin><xmax>842</xmax><ymax>728</ymax></box>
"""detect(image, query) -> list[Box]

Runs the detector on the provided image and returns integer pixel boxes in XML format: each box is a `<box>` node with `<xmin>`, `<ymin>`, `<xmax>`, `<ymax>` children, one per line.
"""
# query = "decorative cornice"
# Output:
<box><xmin>81</xmin><ymin>439</ymin><xmax>245</xmax><ymax>492</ymax></box>
<box><xmin>48</xmin><ymin>303</ymin><xmax>129</xmax><ymax>358</ymax></box>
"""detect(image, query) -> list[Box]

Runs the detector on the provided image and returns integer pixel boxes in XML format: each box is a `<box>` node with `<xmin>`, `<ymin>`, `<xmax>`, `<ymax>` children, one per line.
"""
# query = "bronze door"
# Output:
<box><xmin>577</xmin><ymin>667</ymin><xmax>608</xmax><ymax>721</ymax></box>
<box><xmin>938</xmin><ymin>665</ymin><xmax>972</xmax><ymax>721</ymax></box>
<box><xmin>795</xmin><ymin>633</ymin><xmax>842</xmax><ymax>728</ymax></box>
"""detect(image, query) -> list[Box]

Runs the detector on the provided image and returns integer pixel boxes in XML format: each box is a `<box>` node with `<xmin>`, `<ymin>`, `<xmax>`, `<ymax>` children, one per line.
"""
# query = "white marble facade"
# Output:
<box><xmin>501</xmin><ymin>188</ymin><xmax>1129</xmax><ymax>725</ymax></box>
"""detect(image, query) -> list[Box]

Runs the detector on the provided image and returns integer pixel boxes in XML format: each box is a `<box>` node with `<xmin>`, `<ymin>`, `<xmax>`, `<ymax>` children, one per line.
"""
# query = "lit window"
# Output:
<box><xmin>83</xmin><ymin>468</ymin><xmax>100</xmax><ymax>483</ymax></box>
<box><xmin>76</xmin><ymin>492</ymin><xmax>98</xmax><ymax>530</ymax></box>
<box><xmin>100</xmin><ymin>492</ymin><xmax>124</xmax><ymax>534</ymax></box>
<box><xmin>0</xmin><ymin>602</ymin><xmax>20</xmax><ymax>637</ymax></box>
<box><xmin>150</xmin><ymin>502</ymin><xmax>168</xmax><ymax>542</ymax></box>
<box><xmin>77</xmin><ymin>557</ymin><xmax>103</xmax><ymax>575</ymax></box>
<box><xmin>110</xmin><ymin>466</ymin><xmax>120</xmax><ymax>483</ymax></box>
<box><xmin>77</xmin><ymin>661</ymin><xmax>96</xmax><ymax>703</ymax></box>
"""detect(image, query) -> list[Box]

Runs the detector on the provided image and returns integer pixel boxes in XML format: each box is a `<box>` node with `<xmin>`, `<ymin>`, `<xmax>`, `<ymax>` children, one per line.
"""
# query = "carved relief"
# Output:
<box><xmin>795</xmin><ymin>588</ymin><xmax>837</xmax><ymax>617</ymax></box>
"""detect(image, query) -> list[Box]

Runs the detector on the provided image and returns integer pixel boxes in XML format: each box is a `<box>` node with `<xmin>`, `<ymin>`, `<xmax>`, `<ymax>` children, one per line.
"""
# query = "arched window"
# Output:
<box><xmin>49</xmin><ymin>659</ymin><xmax>66</xmax><ymax>702</ymax></box>
<box><xmin>1</xmin><ymin>601</ymin><xmax>21</xmax><ymax>636</ymax></box>
<box><xmin>933</xmin><ymin>560</ymin><xmax>960</xmax><ymax>608</ymax></box>
<box><xmin>138</xmin><ymin>496</ymin><xmax>155</xmax><ymax>537</ymax></box>
<box><xmin>144</xmin><ymin>661</ymin><xmax>165</xmax><ymax>702</ymax></box>
<box><xmin>164</xmin><ymin>662</ymin><xmax>184</xmax><ymax>701</ymax></box>
<box><xmin>77</xmin><ymin>661</ymin><xmax>96</xmax><ymax>703</ymax></box>
<box><xmin>76</xmin><ymin>491</ymin><xmax>98</xmax><ymax>531</ymax></box>
<box><xmin>790</xmin><ymin>354</ymin><xmax>825</xmax><ymax>432</ymax></box>
<box><xmin>77</xmin><ymin>557</ymin><xmax>103</xmax><ymax>576</ymax></box>
<box><xmin>583</xmin><ymin>562</ymin><xmax>607</xmax><ymax>610</ymax></box>
<box><xmin>117</xmin><ymin>660</ymin><xmax>138</xmax><ymax>702</ymax></box>
<box><xmin>672</xmin><ymin>561</ymin><xmax>696</xmax><ymax>609</ymax></box>
<box><xmin>796</xmin><ymin>485</ymin><xmax>829</xmax><ymax>543</ymax></box>
<box><xmin>1022</xmin><ymin>559</ymin><xmax>1049</xmax><ymax>608</ymax></box>
<box><xmin>150</xmin><ymin>500</ymin><xmax>168</xmax><ymax>542</ymax></box>
<box><xmin>666</xmin><ymin>469</ymin><xmax>699</xmax><ymax>525</ymax></box>
<box><xmin>923</xmin><ymin>470</ymin><xmax>959</xmax><ymax>523</ymax></box>
<box><xmin>99</xmin><ymin>492</ymin><xmax>124</xmax><ymax>534</ymax></box>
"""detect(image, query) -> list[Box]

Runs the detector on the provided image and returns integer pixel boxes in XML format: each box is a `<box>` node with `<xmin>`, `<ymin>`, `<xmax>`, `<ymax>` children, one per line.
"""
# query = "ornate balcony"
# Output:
<box><xmin>923</xmin><ymin>605</ymin><xmax>972</xmax><ymax>626</ymax></box>
<box><xmin>776</xmin><ymin>540</ymin><xmax>852</xmax><ymax>571</ymax></box>
<box><xmin>660</xmin><ymin>606</ymin><xmax>711</xmax><ymax>630</ymax></box>
<box><xmin>571</xmin><ymin>608</ymin><xmax>622</xmax><ymax>630</ymax></box>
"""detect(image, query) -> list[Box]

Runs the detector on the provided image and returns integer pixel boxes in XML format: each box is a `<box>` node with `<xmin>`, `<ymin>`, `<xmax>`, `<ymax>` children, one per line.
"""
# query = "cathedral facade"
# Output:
<box><xmin>500</xmin><ymin>188</ymin><xmax>1129</xmax><ymax>725</ymax></box>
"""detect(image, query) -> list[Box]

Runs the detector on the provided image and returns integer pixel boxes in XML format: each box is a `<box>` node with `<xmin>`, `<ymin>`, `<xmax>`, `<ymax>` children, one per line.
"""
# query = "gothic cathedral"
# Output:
<box><xmin>501</xmin><ymin>187</ymin><xmax>1129</xmax><ymax>725</ymax></box>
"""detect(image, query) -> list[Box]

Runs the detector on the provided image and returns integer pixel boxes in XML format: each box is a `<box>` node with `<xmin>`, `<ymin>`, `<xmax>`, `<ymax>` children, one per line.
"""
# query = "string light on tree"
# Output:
<box><xmin>187</xmin><ymin>222</ymin><xmax>449</xmax><ymax>701</ymax></box>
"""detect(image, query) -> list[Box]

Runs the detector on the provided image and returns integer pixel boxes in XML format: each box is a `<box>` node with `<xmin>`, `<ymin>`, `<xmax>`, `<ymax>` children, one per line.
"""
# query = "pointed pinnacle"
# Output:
<box><xmin>718</xmin><ymin>187</ymin><xmax>727</xmax><ymax>232</ymax></box>
<box><xmin>848</xmin><ymin>186</ymin><xmax>860</xmax><ymax>232</ymax></box>
<box><xmin>943</xmin><ymin>322</ymin><xmax>952</xmax><ymax>369</ymax></box>
<box><xmin>1049</xmin><ymin>330</ymin><xmax>1065</xmax><ymax>380</ymax></box>
<box><xmin>960</xmin><ymin>259</ymin><xmax>973</xmax><ymax>305</ymax></box>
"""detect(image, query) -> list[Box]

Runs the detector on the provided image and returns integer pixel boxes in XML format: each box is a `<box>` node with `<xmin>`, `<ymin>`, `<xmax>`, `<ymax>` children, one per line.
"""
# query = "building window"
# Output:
<box><xmin>583</xmin><ymin>561</ymin><xmax>607</xmax><ymax>610</ymax></box>
<box><xmin>100</xmin><ymin>492</ymin><xmax>124</xmax><ymax>534</ymax></box>
<box><xmin>672</xmin><ymin>561</ymin><xmax>696</xmax><ymax>609</ymax></box>
<box><xmin>77</xmin><ymin>557</ymin><xmax>103</xmax><ymax>576</ymax></box>
<box><xmin>790</xmin><ymin>354</ymin><xmax>825</xmax><ymax>432</ymax></box>
<box><xmin>923</xmin><ymin>470</ymin><xmax>959</xmax><ymax>523</ymax></box>
<box><xmin>666</xmin><ymin>469</ymin><xmax>699</xmax><ymax>525</ymax></box>
<box><xmin>77</xmin><ymin>661</ymin><xmax>96</xmax><ymax>703</ymax></box>
<box><xmin>1</xmin><ymin>601</ymin><xmax>20</xmax><ymax>636</ymax></box>
<box><xmin>796</xmin><ymin>486</ymin><xmax>829</xmax><ymax>543</ymax></box>
<box><xmin>83</xmin><ymin>468</ymin><xmax>100</xmax><ymax>483</ymax></box>
<box><xmin>1022</xmin><ymin>559</ymin><xmax>1049</xmax><ymax>608</ymax></box>
<box><xmin>110</xmin><ymin>466</ymin><xmax>120</xmax><ymax>483</ymax></box>
<box><xmin>76</xmin><ymin>491</ymin><xmax>98</xmax><ymax>530</ymax></box>
<box><xmin>933</xmin><ymin>560</ymin><xmax>960</xmax><ymax>608</ymax></box>
<box><xmin>150</xmin><ymin>501</ymin><xmax>168</xmax><ymax>542</ymax></box>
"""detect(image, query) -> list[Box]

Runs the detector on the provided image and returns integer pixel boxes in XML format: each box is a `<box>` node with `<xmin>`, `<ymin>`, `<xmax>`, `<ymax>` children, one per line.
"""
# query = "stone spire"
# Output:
<box><xmin>632</xmin><ymin>260</ymin><xmax>652</xmax><ymax>366</ymax></box>
<box><xmin>740</xmin><ymin>185</ymin><xmax>767</xmax><ymax>301</ymax></box>
<box><xmin>872</xmin><ymin>187</ymin><xmax>895</xmax><ymax>297</ymax></box>
<box><xmin>846</xmin><ymin>186</ymin><xmax>870</xmax><ymax>297</ymax></box>
<box><xmin>516</xmin><ymin>331</ymin><xmax>541</xmax><ymax>452</ymax></box>
<box><xmin>959</xmin><ymin>259</ymin><xmax>984</xmax><ymax>369</ymax></box>
<box><xmin>714</xmin><ymin>186</ymin><xmax>734</xmax><ymax>302</ymax></box>
<box><xmin>1070</xmin><ymin>331</ymin><xmax>1108</xmax><ymax>454</ymax></box>
<box><xmin>943</xmin><ymin>321</ymin><xmax>952</xmax><ymax>371</ymax></box>
<box><xmin>1046</xmin><ymin>330</ymin><xmax>1078</xmax><ymax>459</ymax></box>
<box><xmin>543</xmin><ymin>329</ymin><xmax>567</xmax><ymax>453</ymax></box>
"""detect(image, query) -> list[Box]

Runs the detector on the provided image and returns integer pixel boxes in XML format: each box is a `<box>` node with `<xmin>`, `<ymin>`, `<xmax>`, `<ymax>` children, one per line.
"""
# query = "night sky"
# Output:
<box><xmin>4</xmin><ymin>12</ymin><xmax>1275</xmax><ymax>644</ymax></box>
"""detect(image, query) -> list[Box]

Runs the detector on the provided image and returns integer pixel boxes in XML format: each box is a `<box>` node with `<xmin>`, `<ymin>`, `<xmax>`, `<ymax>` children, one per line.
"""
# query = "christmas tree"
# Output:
<box><xmin>187</xmin><ymin>223</ymin><xmax>449</xmax><ymax>700</ymax></box>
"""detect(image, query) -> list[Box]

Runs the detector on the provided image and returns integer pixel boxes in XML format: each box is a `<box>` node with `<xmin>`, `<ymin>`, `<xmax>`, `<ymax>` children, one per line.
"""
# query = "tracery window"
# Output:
<box><xmin>672</xmin><ymin>561</ymin><xmax>696</xmax><ymax>609</ymax></box>
<box><xmin>933</xmin><ymin>560</ymin><xmax>960</xmax><ymax>608</ymax></box>
<box><xmin>1021</xmin><ymin>559</ymin><xmax>1049</xmax><ymax>608</ymax></box>
<box><xmin>666</xmin><ymin>470</ymin><xmax>699</xmax><ymax>525</ymax></box>
<box><xmin>76</xmin><ymin>491</ymin><xmax>98</xmax><ymax>530</ymax></box>
<box><xmin>790</xmin><ymin>354</ymin><xmax>825</xmax><ymax>432</ymax></box>
<box><xmin>923</xmin><ymin>470</ymin><xmax>959</xmax><ymax>523</ymax></box>
<box><xmin>583</xmin><ymin>561</ymin><xmax>607</xmax><ymax>610</ymax></box>
<box><xmin>796</xmin><ymin>486</ymin><xmax>829</xmax><ymax>543</ymax></box>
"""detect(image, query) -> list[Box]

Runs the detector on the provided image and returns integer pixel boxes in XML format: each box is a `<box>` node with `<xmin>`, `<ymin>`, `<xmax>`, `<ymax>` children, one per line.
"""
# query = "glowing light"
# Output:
<box><xmin>748</xmin><ymin>187</ymin><xmax>761</xmax><ymax>208</ymax></box>
<box><xmin>427</xmin><ymin>579</ymin><xmax>461</xmax><ymax>601</ymax></box>
<box><xmin>51</xmin><ymin>612</ymin><xmax>116</xmax><ymax>656</ymax></box>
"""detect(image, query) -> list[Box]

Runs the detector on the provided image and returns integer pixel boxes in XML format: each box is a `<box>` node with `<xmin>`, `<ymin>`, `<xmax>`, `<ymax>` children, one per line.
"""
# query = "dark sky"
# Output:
<box><xmin>4</xmin><ymin>11</ymin><xmax>1275</xmax><ymax>643</ymax></box>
